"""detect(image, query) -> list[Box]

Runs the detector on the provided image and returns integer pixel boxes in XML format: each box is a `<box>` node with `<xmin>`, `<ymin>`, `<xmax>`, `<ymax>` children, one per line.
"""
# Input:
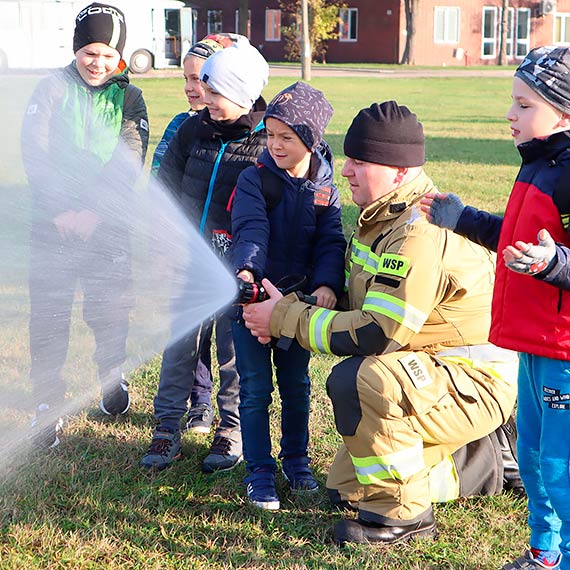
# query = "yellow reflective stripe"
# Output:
<box><xmin>308</xmin><ymin>307</ymin><xmax>336</xmax><ymax>354</ymax></box>
<box><xmin>351</xmin><ymin>239</ymin><xmax>382</xmax><ymax>274</ymax></box>
<box><xmin>351</xmin><ymin>442</ymin><xmax>425</xmax><ymax>484</ymax></box>
<box><xmin>377</xmin><ymin>253</ymin><xmax>410</xmax><ymax>278</ymax></box>
<box><xmin>362</xmin><ymin>291</ymin><xmax>426</xmax><ymax>333</ymax></box>
<box><xmin>429</xmin><ymin>455</ymin><xmax>460</xmax><ymax>503</ymax></box>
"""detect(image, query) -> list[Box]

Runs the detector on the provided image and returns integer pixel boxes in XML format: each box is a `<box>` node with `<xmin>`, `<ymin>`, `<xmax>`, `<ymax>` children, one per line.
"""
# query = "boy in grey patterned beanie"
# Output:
<box><xmin>264</xmin><ymin>81</ymin><xmax>333</xmax><ymax>151</ymax></box>
<box><xmin>515</xmin><ymin>45</ymin><xmax>570</xmax><ymax>114</ymax></box>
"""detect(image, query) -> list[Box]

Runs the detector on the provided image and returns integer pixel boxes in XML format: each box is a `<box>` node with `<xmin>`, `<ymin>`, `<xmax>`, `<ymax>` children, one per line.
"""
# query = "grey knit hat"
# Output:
<box><xmin>200</xmin><ymin>43</ymin><xmax>269</xmax><ymax>109</ymax></box>
<box><xmin>264</xmin><ymin>82</ymin><xmax>333</xmax><ymax>151</ymax></box>
<box><xmin>515</xmin><ymin>46</ymin><xmax>570</xmax><ymax>114</ymax></box>
<box><xmin>344</xmin><ymin>101</ymin><xmax>425</xmax><ymax>167</ymax></box>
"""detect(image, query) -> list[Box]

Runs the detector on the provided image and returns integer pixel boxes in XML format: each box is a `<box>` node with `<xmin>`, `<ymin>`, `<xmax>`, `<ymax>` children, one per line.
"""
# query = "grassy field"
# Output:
<box><xmin>0</xmin><ymin>73</ymin><xmax>527</xmax><ymax>569</ymax></box>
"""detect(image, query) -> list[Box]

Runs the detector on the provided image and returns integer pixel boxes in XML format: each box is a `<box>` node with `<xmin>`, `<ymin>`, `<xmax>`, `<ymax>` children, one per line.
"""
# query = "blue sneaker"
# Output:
<box><xmin>282</xmin><ymin>456</ymin><xmax>319</xmax><ymax>494</ymax></box>
<box><xmin>140</xmin><ymin>426</ymin><xmax>182</xmax><ymax>470</ymax></box>
<box><xmin>245</xmin><ymin>469</ymin><xmax>280</xmax><ymax>510</ymax></box>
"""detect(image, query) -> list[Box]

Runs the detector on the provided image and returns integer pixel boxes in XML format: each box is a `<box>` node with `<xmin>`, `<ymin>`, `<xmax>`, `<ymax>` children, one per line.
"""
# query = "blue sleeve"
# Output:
<box><xmin>309</xmin><ymin>185</ymin><xmax>347</xmax><ymax>297</ymax></box>
<box><xmin>230</xmin><ymin>166</ymin><xmax>270</xmax><ymax>280</ymax></box>
<box><xmin>455</xmin><ymin>205</ymin><xmax>503</xmax><ymax>252</ymax></box>
<box><xmin>151</xmin><ymin>113</ymin><xmax>188</xmax><ymax>175</ymax></box>
<box><xmin>537</xmin><ymin>242</ymin><xmax>570</xmax><ymax>290</ymax></box>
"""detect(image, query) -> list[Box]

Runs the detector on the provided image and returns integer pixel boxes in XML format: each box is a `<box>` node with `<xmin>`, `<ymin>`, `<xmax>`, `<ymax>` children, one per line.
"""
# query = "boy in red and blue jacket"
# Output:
<box><xmin>421</xmin><ymin>46</ymin><xmax>570</xmax><ymax>570</ymax></box>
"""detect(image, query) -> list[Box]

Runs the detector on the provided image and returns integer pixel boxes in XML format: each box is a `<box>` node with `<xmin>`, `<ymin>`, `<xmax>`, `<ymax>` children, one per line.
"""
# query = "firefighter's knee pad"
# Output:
<box><xmin>326</xmin><ymin>356</ymin><xmax>364</xmax><ymax>436</ymax></box>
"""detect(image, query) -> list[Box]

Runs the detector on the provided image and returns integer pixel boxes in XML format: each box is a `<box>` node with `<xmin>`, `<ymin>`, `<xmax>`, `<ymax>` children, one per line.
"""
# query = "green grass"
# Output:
<box><xmin>0</xmin><ymin>73</ymin><xmax>528</xmax><ymax>569</ymax></box>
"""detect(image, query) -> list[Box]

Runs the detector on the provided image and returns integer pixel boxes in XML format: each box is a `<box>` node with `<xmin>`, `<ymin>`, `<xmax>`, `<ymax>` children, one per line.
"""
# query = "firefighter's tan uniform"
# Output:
<box><xmin>269</xmin><ymin>171</ymin><xmax>517</xmax><ymax>524</ymax></box>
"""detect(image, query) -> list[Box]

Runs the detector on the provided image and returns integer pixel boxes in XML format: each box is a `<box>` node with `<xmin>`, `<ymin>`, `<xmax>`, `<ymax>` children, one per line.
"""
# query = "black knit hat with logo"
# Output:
<box><xmin>515</xmin><ymin>45</ymin><xmax>570</xmax><ymax>114</ymax></box>
<box><xmin>265</xmin><ymin>81</ymin><xmax>333</xmax><ymax>151</ymax></box>
<box><xmin>73</xmin><ymin>3</ymin><xmax>126</xmax><ymax>57</ymax></box>
<box><xmin>343</xmin><ymin>101</ymin><xmax>425</xmax><ymax>167</ymax></box>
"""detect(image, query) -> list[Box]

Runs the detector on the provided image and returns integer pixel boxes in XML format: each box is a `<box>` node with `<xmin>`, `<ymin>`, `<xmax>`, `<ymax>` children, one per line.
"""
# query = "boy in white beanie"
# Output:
<box><xmin>141</xmin><ymin>42</ymin><xmax>269</xmax><ymax>474</ymax></box>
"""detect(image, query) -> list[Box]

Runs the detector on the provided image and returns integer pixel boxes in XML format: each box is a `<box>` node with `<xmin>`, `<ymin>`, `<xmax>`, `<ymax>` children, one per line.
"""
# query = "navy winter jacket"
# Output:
<box><xmin>230</xmin><ymin>143</ymin><xmax>346</xmax><ymax>296</ymax></box>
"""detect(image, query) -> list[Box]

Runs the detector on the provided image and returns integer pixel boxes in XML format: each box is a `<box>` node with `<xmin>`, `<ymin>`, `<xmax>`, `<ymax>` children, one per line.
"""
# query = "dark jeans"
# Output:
<box><xmin>192</xmin><ymin>336</ymin><xmax>213</xmax><ymax>407</ymax></box>
<box><xmin>154</xmin><ymin>308</ymin><xmax>240</xmax><ymax>432</ymax></box>
<box><xmin>232</xmin><ymin>320</ymin><xmax>311</xmax><ymax>472</ymax></box>
<box><xmin>29</xmin><ymin>222</ymin><xmax>131</xmax><ymax>408</ymax></box>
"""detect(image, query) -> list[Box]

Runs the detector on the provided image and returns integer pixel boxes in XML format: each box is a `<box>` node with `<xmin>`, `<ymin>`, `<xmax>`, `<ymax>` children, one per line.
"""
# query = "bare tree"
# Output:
<box><xmin>400</xmin><ymin>0</ymin><xmax>418</xmax><ymax>65</ymax></box>
<box><xmin>498</xmin><ymin>0</ymin><xmax>509</xmax><ymax>66</ymax></box>
<box><xmin>238</xmin><ymin>0</ymin><xmax>249</xmax><ymax>37</ymax></box>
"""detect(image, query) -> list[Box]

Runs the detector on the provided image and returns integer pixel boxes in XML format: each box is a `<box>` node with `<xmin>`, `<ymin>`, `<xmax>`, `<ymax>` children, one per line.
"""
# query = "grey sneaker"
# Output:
<box><xmin>202</xmin><ymin>430</ymin><xmax>243</xmax><ymax>473</ymax></box>
<box><xmin>140</xmin><ymin>426</ymin><xmax>182</xmax><ymax>470</ymax></box>
<box><xmin>99</xmin><ymin>367</ymin><xmax>130</xmax><ymax>416</ymax></box>
<box><xmin>185</xmin><ymin>403</ymin><xmax>214</xmax><ymax>434</ymax></box>
<box><xmin>30</xmin><ymin>403</ymin><xmax>63</xmax><ymax>450</ymax></box>
<box><xmin>502</xmin><ymin>550</ymin><xmax>561</xmax><ymax>569</ymax></box>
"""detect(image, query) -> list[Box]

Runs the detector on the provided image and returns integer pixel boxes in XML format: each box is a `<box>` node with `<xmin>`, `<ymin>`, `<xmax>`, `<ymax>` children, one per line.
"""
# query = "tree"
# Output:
<box><xmin>498</xmin><ymin>0</ymin><xmax>509</xmax><ymax>66</ymax></box>
<box><xmin>238</xmin><ymin>0</ymin><xmax>249</xmax><ymax>37</ymax></box>
<box><xmin>400</xmin><ymin>0</ymin><xmax>418</xmax><ymax>65</ymax></box>
<box><xmin>279</xmin><ymin>0</ymin><xmax>345</xmax><ymax>63</ymax></box>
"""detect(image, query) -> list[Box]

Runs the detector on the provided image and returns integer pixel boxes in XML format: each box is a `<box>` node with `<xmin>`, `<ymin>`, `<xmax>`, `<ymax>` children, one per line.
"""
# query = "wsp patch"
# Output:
<box><xmin>378</xmin><ymin>253</ymin><xmax>410</xmax><ymax>278</ymax></box>
<box><xmin>543</xmin><ymin>386</ymin><xmax>570</xmax><ymax>409</ymax></box>
<box><xmin>399</xmin><ymin>353</ymin><xmax>432</xmax><ymax>389</ymax></box>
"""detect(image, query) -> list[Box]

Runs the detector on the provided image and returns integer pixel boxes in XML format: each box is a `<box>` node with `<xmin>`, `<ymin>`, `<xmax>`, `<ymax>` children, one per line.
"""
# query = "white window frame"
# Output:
<box><xmin>482</xmin><ymin>6</ymin><xmax>498</xmax><ymax>58</ymax></box>
<box><xmin>505</xmin><ymin>7</ymin><xmax>514</xmax><ymax>57</ymax></box>
<box><xmin>339</xmin><ymin>8</ymin><xmax>358</xmax><ymax>42</ymax></box>
<box><xmin>555</xmin><ymin>13</ymin><xmax>570</xmax><ymax>44</ymax></box>
<box><xmin>207</xmin><ymin>10</ymin><xmax>222</xmax><ymax>35</ymax></box>
<box><xmin>265</xmin><ymin>9</ymin><xmax>281</xmax><ymax>41</ymax></box>
<box><xmin>235</xmin><ymin>9</ymin><xmax>251</xmax><ymax>37</ymax></box>
<box><xmin>515</xmin><ymin>8</ymin><xmax>531</xmax><ymax>57</ymax></box>
<box><xmin>433</xmin><ymin>6</ymin><xmax>460</xmax><ymax>44</ymax></box>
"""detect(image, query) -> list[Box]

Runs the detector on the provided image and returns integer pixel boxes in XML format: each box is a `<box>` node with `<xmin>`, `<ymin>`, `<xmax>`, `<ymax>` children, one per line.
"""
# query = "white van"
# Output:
<box><xmin>0</xmin><ymin>0</ymin><xmax>195</xmax><ymax>73</ymax></box>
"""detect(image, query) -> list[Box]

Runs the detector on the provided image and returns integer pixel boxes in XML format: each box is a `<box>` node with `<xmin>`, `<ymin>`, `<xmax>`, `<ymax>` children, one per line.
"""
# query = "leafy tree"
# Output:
<box><xmin>279</xmin><ymin>0</ymin><xmax>345</xmax><ymax>63</ymax></box>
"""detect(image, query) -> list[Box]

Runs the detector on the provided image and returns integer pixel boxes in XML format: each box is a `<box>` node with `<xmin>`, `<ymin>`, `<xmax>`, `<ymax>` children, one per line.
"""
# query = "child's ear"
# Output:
<box><xmin>559</xmin><ymin>114</ymin><xmax>570</xmax><ymax>129</ymax></box>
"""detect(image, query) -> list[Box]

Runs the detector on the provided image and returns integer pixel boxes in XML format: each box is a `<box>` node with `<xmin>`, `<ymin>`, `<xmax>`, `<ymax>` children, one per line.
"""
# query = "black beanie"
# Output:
<box><xmin>73</xmin><ymin>3</ymin><xmax>126</xmax><ymax>57</ymax></box>
<box><xmin>343</xmin><ymin>101</ymin><xmax>425</xmax><ymax>167</ymax></box>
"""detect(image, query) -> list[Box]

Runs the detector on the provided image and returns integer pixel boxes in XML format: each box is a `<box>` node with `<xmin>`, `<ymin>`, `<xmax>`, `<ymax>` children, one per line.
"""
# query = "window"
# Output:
<box><xmin>265</xmin><ymin>9</ymin><xmax>281</xmax><ymax>41</ymax></box>
<box><xmin>555</xmin><ymin>14</ymin><xmax>570</xmax><ymax>44</ymax></box>
<box><xmin>339</xmin><ymin>8</ymin><xmax>358</xmax><ymax>42</ymax></box>
<box><xmin>207</xmin><ymin>10</ymin><xmax>222</xmax><ymax>34</ymax></box>
<box><xmin>482</xmin><ymin>6</ymin><xmax>498</xmax><ymax>57</ymax></box>
<box><xmin>235</xmin><ymin>9</ymin><xmax>251</xmax><ymax>37</ymax></box>
<box><xmin>434</xmin><ymin>7</ymin><xmax>460</xmax><ymax>44</ymax></box>
<box><xmin>516</xmin><ymin>8</ymin><xmax>530</xmax><ymax>57</ymax></box>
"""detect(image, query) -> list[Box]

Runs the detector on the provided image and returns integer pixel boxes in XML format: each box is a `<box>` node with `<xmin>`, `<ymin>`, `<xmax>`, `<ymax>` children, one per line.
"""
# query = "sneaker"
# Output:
<box><xmin>282</xmin><ymin>456</ymin><xmax>319</xmax><ymax>494</ymax></box>
<box><xmin>502</xmin><ymin>550</ymin><xmax>561</xmax><ymax>569</ymax></box>
<box><xmin>30</xmin><ymin>403</ymin><xmax>63</xmax><ymax>450</ymax></box>
<box><xmin>185</xmin><ymin>403</ymin><xmax>214</xmax><ymax>434</ymax></box>
<box><xmin>202</xmin><ymin>430</ymin><xmax>243</xmax><ymax>473</ymax></box>
<box><xmin>140</xmin><ymin>426</ymin><xmax>182</xmax><ymax>470</ymax></box>
<box><xmin>99</xmin><ymin>368</ymin><xmax>130</xmax><ymax>416</ymax></box>
<box><xmin>245</xmin><ymin>469</ymin><xmax>280</xmax><ymax>510</ymax></box>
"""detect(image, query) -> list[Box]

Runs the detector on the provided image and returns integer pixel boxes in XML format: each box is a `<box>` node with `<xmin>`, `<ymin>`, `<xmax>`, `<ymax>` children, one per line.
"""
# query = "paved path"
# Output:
<box><xmin>138</xmin><ymin>65</ymin><xmax>514</xmax><ymax>79</ymax></box>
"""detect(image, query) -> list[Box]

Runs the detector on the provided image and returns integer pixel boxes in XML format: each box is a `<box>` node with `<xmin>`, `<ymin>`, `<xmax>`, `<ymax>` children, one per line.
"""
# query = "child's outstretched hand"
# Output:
<box><xmin>75</xmin><ymin>209</ymin><xmax>101</xmax><ymax>241</ymax></box>
<box><xmin>53</xmin><ymin>210</ymin><xmax>78</xmax><ymax>239</ymax></box>
<box><xmin>311</xmin><ymin>285</ymin><xmax>337</xmax><ymax>309</ymax></box>
<box><xmin>419</xmin><ymin>192</ymin><xmax>465</xmax><ymax>230</ymax></box>
<box><xmin>503</xmin><ymin>228</ymin><xmax>556</xmax><ymax>275</ymax></box>
<box><xmin>242</xmin><ymin>278</ymin><xmax>283</xmax><ymax>344</ymax></box>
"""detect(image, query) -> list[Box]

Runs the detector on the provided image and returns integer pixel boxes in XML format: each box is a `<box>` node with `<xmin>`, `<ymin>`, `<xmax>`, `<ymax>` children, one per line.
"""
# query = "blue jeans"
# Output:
<box><xmin>233</xmin><ymin>320</ymin><xmax>311</xmax><ymax>472</ymax></box>
<box><xmin>517</xmin><ymin>352</ymin><xmax>570</xmax><ymax>568</ymax></box>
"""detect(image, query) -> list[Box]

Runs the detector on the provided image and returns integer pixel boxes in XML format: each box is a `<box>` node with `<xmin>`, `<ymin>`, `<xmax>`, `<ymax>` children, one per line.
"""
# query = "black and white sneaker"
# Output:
<box><xmin>99</xmin><ymin>368</ymin><xmax>130</xmax><ymax>416</ymax></box>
